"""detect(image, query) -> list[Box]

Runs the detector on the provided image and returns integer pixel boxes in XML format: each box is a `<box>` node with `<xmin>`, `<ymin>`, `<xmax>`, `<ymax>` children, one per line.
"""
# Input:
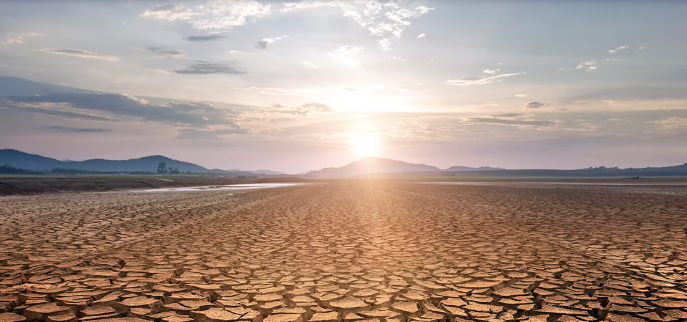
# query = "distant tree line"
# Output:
<box><xmin>0</xmin><ymin>164</ymin><xmax>43</xmax><ymax>175</ymax></box>
<box><xmin>157</xmin><ymin>162</ymin><xmax>191</xmax><ymax>175</ymax></box>
<box><xmin>50</xmin><ymin>168</ymin><xmax>155</xmax><ymax>175</ymax></box>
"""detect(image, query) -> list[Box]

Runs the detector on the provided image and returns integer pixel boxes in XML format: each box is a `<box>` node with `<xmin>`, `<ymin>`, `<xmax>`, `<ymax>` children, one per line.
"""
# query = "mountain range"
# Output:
<box><xmin>305</xmin><ymin>157</ymin><xmax>440</xmax><ymax>178</ymax></box>
<box><xmin>2</xmin><ymin>149</ymin><xmax>686</xmax><ymax>178</ymax></box>
<box><xmin>0</xmin><ymin>149</ymin><xmax>259</xmax><ymax>176</ymax></box>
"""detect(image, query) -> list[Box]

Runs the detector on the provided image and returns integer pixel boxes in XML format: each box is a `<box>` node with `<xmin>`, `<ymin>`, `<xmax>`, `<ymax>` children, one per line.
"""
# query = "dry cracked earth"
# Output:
<box><xmin>1</xmin><ymin>182</ymin><xmax>687</xmax><ymax>322</ymax></box>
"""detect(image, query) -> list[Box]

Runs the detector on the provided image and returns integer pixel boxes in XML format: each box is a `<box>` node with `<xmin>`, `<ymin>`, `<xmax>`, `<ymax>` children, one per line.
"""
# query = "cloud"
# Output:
<box><xmin>256</xmin><ymin>36</ymin><xmax>286</xmax><ymax>49</ymax></box>
<box><xmin>3</xmin><ymin>93</ymin><xmax>240</xmax><ymax>128</ymax></box>
<box><xmin>609</xmin><ymin>45</ymin><xmax>629</xmax><ymax>54</ymax></box>
<box><xmin>444</xmin><ymin>72</ymin><xmax>525</xmax><ymax>86</ymax></box>
<box><xmin>139</xmin><ymin>47</ymin><xmax>186</xmax><ymax>59</ymax></box>
<box><xmin>417</xmin><ymin>33</ymin><xmax>426</xmax><ymax>38</ymax></box>
<box><xmin>525</xmin><ymin>101</ymin><xmax>546</xmax><ymax>109</ymax></box>
<box><xmin>393</xmin><ymin>56</ymin><xmax>406</xmax><ymax>62</ymax></box>
<box><xmin>1</xmin><ymin>102</ymin><xmax>120</xmax><ymax>122</ymax></box>
<box><xmin>177</xmin><ymin>128</ymin><xmax>246</xmax><ymax>140</ymax></box>
<box><xmin>240</xmin><ymin>87</ymin><xmax>292</xmax><ymax>95</ymax></box>
<box><xmin>515</xmin><ymin>94</ymin><xmax>527</xmax><ymax>98</ymax></box>
<box><xmin>141</xmin><ymin>4</ymin><xmax>194</xmax><ymax>21</ymax></box>
<box><xmin>39</xmin><ymin>48</ymin><xmax>120</xmax><ymax>61</ymax></box>
<box><xmin>396</xmin><ymin>88</ymin><xmax>411</xmax><ymax>92</ymax></box>
<box><xmin>575</xmin><ymin>61</ymin><xmax>596</xmax><ymax>71</ymax></box>
<box><xmin>142</xmin><ymin>1</ymin><xmax>271</xmax><ymax>32</ymax></box>
<box><xmin>44</xmin><ymin>126</ymin><xmax>111</xmax><ymax>133</ymax></box>
<box><xmin>183</xmin><ymin>35</ymin><xmax>226</xmax><ymax>42</ymax></box>
<box><xmin>482</xmin><ymin>69</ymin><xmax>500</xmax><ymax>74</ymax></box>
<box><xmin>154</xmin><ymin>50</ymin><xmax>186</xmax><ymax>59</ymax></box>
<box><xmin>282</xmin><ymin>2</ymin><xmax>434</xmax><ymax>51</ymax></box>
<box><xmin>174</xmin><ymin>61</ymin><xmax>243</xmax><ymax>74</ymax></box>
<box><xmin>490</xmin><ymin>113</ymin><xmax>523</xmax><ymax>118</ymax></box>
<box><xmin>4</xmin><ymin>32</ymin><xmax>44</xmax><ymax>45</ymax></box>
<box><xmin>652</xmin><ymin>115</ymin><xmax>687</xmax><ymax>131</ymax></box>
<box><xmin>467</xmin><ymin>117</ymin><xmax>555</xmax><ymax>127</ymax></box>
<box><xmin>329</xmin><ymin>45</ymin><xmax>362</xmax><ymax>66</ymax></box>
<box><xmin>639</xmin><ymin>43</ymin><xmax>646</xmax><ymax>50</ymax></box>
<box><xmin>271</xmin><ymin>102</ymin><xmax>333</xmax><ymax>116</ymax></box>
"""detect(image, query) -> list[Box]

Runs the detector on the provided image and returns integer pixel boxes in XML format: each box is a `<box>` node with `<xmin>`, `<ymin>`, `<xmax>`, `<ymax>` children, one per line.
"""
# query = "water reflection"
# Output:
<box><xmin>136</xmin><ymin>183</ymin><xmax>302</xmax><ymax>192</ymax></box>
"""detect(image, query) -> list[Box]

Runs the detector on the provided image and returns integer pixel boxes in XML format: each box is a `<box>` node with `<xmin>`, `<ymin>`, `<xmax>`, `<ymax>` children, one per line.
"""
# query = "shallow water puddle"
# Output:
<box><xmin>135</xmin><ymin>183</ymin><xmax>302</xmax><ymax>192</ymax></box>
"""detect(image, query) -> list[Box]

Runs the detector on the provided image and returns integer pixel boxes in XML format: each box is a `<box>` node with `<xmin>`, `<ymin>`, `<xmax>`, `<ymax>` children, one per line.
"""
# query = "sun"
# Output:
<box><xmin>350</xmin><ymin>134</ymin><xmax>379</xmax><ymax>159</ymax></box>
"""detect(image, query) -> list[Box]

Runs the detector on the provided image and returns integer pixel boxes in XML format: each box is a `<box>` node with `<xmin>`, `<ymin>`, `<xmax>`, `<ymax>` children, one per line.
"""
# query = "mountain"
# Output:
<box><xmin>225</xmin><ymin>168</ymin><xmax>284</xmax><ymax>175</ymax></box>
<box><xmin>306</xmin><ymin>156</ymin><xmax>440</xmax><ymax>178</ymax></box>
<box><xmin>445</xmin><ymin>165</ymin><xmax>501</xmax><ymax>171</ymax></box>
<box><xmin>0</xmin><ymin>149</ymin><xmax>208</xmax><ymax>173</ymax></box>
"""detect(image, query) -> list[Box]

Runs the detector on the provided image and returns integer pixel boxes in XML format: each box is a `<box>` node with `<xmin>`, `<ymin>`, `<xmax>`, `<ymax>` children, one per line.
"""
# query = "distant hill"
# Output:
<box><xmin>306</xmin><ymin>156</ymin><xmax>440</xmax><ymax>178</ymax></box>
<box><xmin>0</xmin><ymin>149</ymin><xmax>208</xmax><ymax>173</ymax></box>
<box><xmin>445</xmin><ymin>165</ymin><xmax>501</xmax><ymax>171</ymax></box>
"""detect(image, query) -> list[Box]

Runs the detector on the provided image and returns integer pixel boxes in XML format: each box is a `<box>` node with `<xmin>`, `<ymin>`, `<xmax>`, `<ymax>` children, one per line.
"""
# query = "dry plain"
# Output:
<box><xmin>1</xmin><ymin>182</ymin><xmax>687</xmax><ymax>322</ymax></box>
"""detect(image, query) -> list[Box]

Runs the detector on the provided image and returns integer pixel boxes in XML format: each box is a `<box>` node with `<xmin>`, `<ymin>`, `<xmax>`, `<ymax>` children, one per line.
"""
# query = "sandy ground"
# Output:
<box><xmin>1</xmin><ymin>182</ymin><xmax>686</xmax><ymax>322</ymax></box>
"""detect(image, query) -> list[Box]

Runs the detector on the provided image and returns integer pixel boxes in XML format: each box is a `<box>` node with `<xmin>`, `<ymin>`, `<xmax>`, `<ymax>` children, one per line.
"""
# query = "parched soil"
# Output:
<box><xmin>1</xmin><ymin>182</ymin><xmax>687</xmax><ymax>322</ymax></box>
<box><xmin>0</xmin><ymin>176</ymin><xmax>308</xmax><ymax>196</ymax></box>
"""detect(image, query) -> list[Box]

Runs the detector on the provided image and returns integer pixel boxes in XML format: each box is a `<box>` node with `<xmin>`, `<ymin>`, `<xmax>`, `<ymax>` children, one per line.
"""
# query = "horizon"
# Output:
<box><xmin>3</xmin><ymin>148</ymin><xmax>686</xmax><ymax>174</ymax></box>
<box><xmin>1</xmin><ymin>1</ymin><xmax>686</xmax><ymax>173</ymax></box>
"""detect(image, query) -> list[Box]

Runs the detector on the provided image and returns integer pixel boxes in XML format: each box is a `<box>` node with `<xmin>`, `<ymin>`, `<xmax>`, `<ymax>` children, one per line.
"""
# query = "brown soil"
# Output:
<box><xmin>1</xmin><ymin>182</ymin><xmax>686</xmax><ymax>321</ymax></box>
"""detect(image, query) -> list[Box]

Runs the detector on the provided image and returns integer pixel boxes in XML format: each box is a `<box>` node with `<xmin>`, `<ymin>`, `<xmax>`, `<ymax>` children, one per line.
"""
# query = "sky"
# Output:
<box><xmin>1</xmin><ymin>0</ymin><xmax>687</xmax><ymax>173</ymax></box>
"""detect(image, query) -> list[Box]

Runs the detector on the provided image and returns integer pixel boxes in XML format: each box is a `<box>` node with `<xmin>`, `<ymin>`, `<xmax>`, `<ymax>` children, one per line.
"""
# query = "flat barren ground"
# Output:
<box><xmin>1</xmin><ymin>183</ymin><xmax>687</xmax><ymax>322</ymax></box>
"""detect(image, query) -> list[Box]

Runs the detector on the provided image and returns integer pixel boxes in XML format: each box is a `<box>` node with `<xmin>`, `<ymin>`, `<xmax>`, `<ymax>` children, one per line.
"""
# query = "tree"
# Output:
<box><xmin>157</xmin><ymin>162</ymin><xmax>167</xmax><ymax>174</ymax></box>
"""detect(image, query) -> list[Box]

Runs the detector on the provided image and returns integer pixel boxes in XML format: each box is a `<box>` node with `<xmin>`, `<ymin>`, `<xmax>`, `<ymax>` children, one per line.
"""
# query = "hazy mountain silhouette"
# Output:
<box><xmin>306</xmin><ymin>156</ymin><xmax>440</xmax><ymax>178</ymax></box>
<box><xmin>445</xmin><ymin>165</ymin><xmax>501</xmax><ymax>171</ymax></box>
<box><xmin>0</xmin><ymin>149</ymin><xmax>208</xmax><ymax>173</ymax></box>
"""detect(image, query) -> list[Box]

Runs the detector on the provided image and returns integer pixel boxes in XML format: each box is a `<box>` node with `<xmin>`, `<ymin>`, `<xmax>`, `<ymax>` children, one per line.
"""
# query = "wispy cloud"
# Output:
<box><xmin>482</xmin><ymin>69</ymin><xmax>500</xmax><ymax>74</ymax></box>
<box><xmin>575</xmin><ymin>61</ymin><xmax>596</xmax><ymax>71</ymax></box>
<box><xmin>444</xmin><ymin>72</ymin><xmax>525</xmax><ymax>86</ymax></box>
<box><xmin>417</xmin><ymin>33</ymin><xmax>426</xmax><ymax>38</ymax></box>
<box><xmin>490</xmin><ymin>113</ymin><xmax>523</xmax><ymax>118</ymax></box>
<box><xmin>239</xmin><ymin>86</ymin><xmax>292</xmax><ymax>95</ymax></box>
<box><xmin>177</xmin><ymin>128</ymin><xmax>246</xmax><ymax>140</ymax></box>
<box><xmin>4</xmin><ymin>32</ymin><xmax>44</xmax><ymax>45</ymax></box>
<box><xmin>183</xmin><ymin>35</ymin><xmax>226</xmax><ymax>42</ymax></box>
<box><xmin>270</xmin><ymin>102</ymin><xmax>333</xmax><ymax>116</ymax></box>
<box><xmin>4</xmin><ymin>93</ymin><xmax>240</xmax><ymax>128</ymax></box>
<box><xmin>142</xmin><ymin>1</ymin><xmax>271</xmax><ymax>32</ymax></box>
<box><xmin>515</xmin><ymin>94</ymin><xmax>527</xmax><ymax>98</ymax></box>
<box><xmin>609</xmin><ymin>45</ymin><xmax>629</xmax><ymax>54</ymax></box>
<box><xmin>467</xmin><ymin>117</ymin><xmax>555</xmax><ymax>127</ymax></box>
<box><xmin>174</xmin><ymin>61</ymin><xmax>243</xmax><ymax>74</ymax></box>
<box><xmin>44</xmin><ymin>126</ymin><xmax>111</xmax><ymax>133</ymax></box>
<box><xmin>329</xmin><ymin>45</ymin><xmax>362</xmax><ymax>66</ymax></box>
<box><xmin>282</xmin><ymin>2</ymin><xmax>434</xmax><ymax>51</ymax></box>
<box><xmin>39</xmin><ymin>48</ymin><xmax>120</xmax><ymax>61</ymax></box>
<box><xmin>154</xmin><ymin>50</ymin><xmax>186</xmax><ymax>59</ymax></box>
<box><xmin>138</xmin><ymin>47</ymin><xmax>186</xmax><ymax>59</ymax></box>
<box><xmin>141</xmin><ymin>4</ymin><xmax>194</xmax><ymax>21</ymax></box>
<box><xmin>1</xmin><ymin>102</ymin><xmax>120</xmax><ymax>122</ymax></box>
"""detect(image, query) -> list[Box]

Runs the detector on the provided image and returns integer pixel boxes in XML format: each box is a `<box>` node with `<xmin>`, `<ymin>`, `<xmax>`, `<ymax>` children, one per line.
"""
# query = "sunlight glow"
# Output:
<box><xmin>350</xmin><ymin>134</ymin><xmax>379</xmax><ymax>158</ymax></box>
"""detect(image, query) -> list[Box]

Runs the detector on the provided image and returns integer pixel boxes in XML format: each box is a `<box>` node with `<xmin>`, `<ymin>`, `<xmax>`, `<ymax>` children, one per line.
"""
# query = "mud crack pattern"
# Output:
<box><xmin>1</xmin><ymin>183</ymin><xmax>687</xmax><ymax>322</ymax></box>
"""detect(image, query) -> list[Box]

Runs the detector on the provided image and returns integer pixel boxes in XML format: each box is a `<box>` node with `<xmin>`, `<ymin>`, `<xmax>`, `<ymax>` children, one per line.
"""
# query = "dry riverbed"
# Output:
<box><xmin>1</xmin><ymin>182</ymin><xmax>686</xmax><ymax>322</ymax></box>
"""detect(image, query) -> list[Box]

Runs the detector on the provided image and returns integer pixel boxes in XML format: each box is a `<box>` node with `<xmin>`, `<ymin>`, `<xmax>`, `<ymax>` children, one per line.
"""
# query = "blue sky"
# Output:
<box><xmin>1</xmin><ymin>0</ymin><xmax>686</xmax><ymax>172</ymax></box>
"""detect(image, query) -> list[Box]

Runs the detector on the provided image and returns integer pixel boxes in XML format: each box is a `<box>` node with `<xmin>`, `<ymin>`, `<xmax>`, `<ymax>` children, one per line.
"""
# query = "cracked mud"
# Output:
<box><xmin>1</xmin><ymin>183</ymin><xmax>686</xmax><ymax>322</ymax></box>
